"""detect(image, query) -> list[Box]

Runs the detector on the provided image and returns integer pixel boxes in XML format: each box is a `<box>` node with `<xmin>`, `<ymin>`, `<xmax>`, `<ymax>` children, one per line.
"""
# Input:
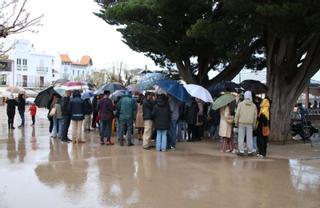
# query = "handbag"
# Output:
<box><xmin>49</xmin><ymin>108</ymin><xmax>56</xmax><ymax>117</ymax></box>
<box><xmin>263</xmin><ymin>126</ymin><xmax>270</xmax><ymax>137</ymax></box>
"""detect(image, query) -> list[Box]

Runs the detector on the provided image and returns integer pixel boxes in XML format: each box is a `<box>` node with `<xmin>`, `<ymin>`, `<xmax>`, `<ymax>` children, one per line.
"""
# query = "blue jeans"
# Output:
<box><xmin>253</xmin><ymin>136</ymin><xmax>257</xmax><ymax>151</ymax></box>
<box><xmin>170</xmin><ymin>120</ymin><xmax>178</xmax><ymax>148</ymax></box>
<box><xmin>52</xmin><ymin>118</ymin><xmax>63</xmax><ymax>137</ymax></box>
<box><xmin>156</xmin><ymin>130</ymin><xmax>167</xmax><ymax>151</ymax></box>
<box><xmin>116</xmin><ymin>118</ymin><xmax>121</xmax><ymax>140</ymax></box>
<box><xmin>100</xmin><ymin>120</ymin><xmax>112</xmax><ymax>141</ymax></box>
<box><xmin>208</xmin><ymin>124</ymin><xmax>219</xmax><ymax>139</ymax></box>
<box><xmin>120</xmin><ymin>119</ymin><xmax>133</xmax><ymax>144</ymax></box>
<box><xmin>19</xmin><ymin>110</ymin><xmax>25</xmax><ymax>126</ymax></box>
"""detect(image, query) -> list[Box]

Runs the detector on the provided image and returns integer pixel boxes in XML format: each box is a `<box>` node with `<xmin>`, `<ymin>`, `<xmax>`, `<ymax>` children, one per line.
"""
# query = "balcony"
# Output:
<box><xmin>36</xmin><ymin>67</ymin><xmax>49</xmax><ymax>74</ymax></box>
<box><xmin>16</xmin><ymin>81</ymin><xmax>51</xmax><ymax>89</ymax></box>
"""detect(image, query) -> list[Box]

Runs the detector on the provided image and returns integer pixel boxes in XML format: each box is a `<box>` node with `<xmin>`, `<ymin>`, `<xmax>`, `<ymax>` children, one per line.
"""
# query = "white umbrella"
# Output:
<box><xmin>6</xmin><ymin>86</ymin><xmax>25</xmax><ymax>94</ymax></box>
<box><xmin>184</xmin><ymin>84</ymin><xmax>213</xmax><ymax>103</ymax></box>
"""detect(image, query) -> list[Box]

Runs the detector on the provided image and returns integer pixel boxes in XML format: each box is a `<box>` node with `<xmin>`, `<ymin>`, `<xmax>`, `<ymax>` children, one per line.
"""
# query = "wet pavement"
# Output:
<box><xmin>0</xmin><ymin>107</ymin><xmax>320</xmax><ymax>208</ymax></box>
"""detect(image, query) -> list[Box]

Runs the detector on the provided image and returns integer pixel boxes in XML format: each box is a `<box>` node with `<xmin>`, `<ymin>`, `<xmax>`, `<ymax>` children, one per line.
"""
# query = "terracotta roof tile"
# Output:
<box><xmin>60</xmin><ymin>54</ymin><xmax>72</xmax><ymax>63</ymax></box>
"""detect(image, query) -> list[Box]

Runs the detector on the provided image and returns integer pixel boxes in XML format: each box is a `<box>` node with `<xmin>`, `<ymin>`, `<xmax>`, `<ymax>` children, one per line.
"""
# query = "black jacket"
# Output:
<box><xmin>61</xmin><ymin>96</ymin><xmax>71</xmax><ymax>116</ymax></box>
<box><xmin>6</xmin><ymin>99</ymin><xmax>18</xmax><ymax>113</ymax></box>
<box><xmin>143</xmin><ymin>98</ymin><xmax>154</xmax><ymax>120</ymax></box>
<box><xmin>69</xmin><ymin>91</ymin><xmax>85</xmax><ymax>121</ymax></box>
<box><xmin>185</xmin><ymin>101</ymin><xmax>198</xmax><ymax>125</ymax></box>
<box><xmin>17</xmin><ymin>97</ymin><xmax>26</xmax><ymax>111</ymax></box>
<box><xmin>152</xmin><ymin>97</ymin><xmax>171</xmax><ymax>130</ymax></box>
<box><xmin>208</xmin><ymin>108</ymin><xmax>220</xmax><ymax>126</ymax></box>
<box><xmin>84</xmin><ymin>99</ymin><xmax>93</xmax><ymax>115</ymax></box>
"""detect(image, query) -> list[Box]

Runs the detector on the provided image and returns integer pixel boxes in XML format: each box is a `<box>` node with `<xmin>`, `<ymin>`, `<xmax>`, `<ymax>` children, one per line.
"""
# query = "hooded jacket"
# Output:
<box><xmin>117</xmin><ymin>94</ymin><xmax>137</xmax><ymax>121</ymax></box>
<box><xmin>69</xmin><ymin>90</ymin><xmax>85</xmax><ymax>121</ymax></box>
<box><xmin>152</xmin><ymin>96</ymin><xmax>171</xmax><ymax>130</ymax></box>
<box><xmin>234</xmin><ymin>99</ymin><xmax>257</xmax><ymax>126</ymax></box>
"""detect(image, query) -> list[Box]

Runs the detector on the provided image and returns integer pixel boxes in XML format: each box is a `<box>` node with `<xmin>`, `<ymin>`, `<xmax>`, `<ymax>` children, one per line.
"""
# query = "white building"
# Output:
<box><xmin>56</xmin><ymin>54</ymin><xmax>93</xmax><ymax>81</ymax></box>
<box><xmin>0</xmin><ymin>39</ymin><xmax>55</xmax><ymax>88</ymax></box>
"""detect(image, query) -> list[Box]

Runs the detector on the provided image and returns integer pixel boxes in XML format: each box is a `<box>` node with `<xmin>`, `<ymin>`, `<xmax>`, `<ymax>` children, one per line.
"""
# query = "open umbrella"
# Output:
<box><xmin>6</xmin><ymin>86</ymin><xmax>25</xmax><ymax>94</ymax></box>
<box><xmin>137</xmin><ymin>72</ymin><xmax>166</xmax><ymax>90</ymax></box>
<box><xmin>81</xmin><ymin>91</ymin><xmax>94</xmax><ymax>100</ymax></box>
<box><xmin>35</xmin><ymin>86</ymin><xmax>61</xmax><ymax>108</ymax></box>
<box><xmin>184</xmin><ymin>84</ymin><xmax>213</xmax><ymax>103</ymax></box>
<box><xmin>156</xmin><ymin>80</ymin><xmax>191</xmax><ymax>103</ymax></box>
<box><xmin>212</xmin><ymin>93</ymin><xmax>236</xmax><ymax>110</ymax></box>
<box><xmin>240</xmin><ymin>80</ymin><xmax>267</xmax><ymax>94</ymax></box>
<box><xmin>208</xmin><ymin>81</ymin><xmax>240</xmax><ymax>97</ymax></box>
<box><xmin>61</xmin><ymin>81</ymin><xmax>88</xmax><ymax>91</ymax></box>
<box><xmin>94</xmin><ymin>82</ymin><xmax>126</xmax><ymax>95</ymax></box>
<box><xmin>110</xmin><ymin>90</ymin><xmax>127</xmax><ymax>101</ymax></box>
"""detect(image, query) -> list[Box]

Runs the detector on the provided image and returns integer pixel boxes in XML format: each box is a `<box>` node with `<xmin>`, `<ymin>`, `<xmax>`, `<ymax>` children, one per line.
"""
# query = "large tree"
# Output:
<box><xmin>95</xmin><ymin>0</ymin><xmax>263</xmax><ymax>86</ymax></box>
<box><xmin>224</xmin><ymin>0</ymin><xmax>320</xmax><ymax>142</ymax></box>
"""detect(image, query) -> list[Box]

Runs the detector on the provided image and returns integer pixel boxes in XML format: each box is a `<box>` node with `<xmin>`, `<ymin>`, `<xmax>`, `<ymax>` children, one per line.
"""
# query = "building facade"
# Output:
<box><xmin>1</xmin><ymin>39</ymin><xmax>54</xmax><ymax>89</ymax></box>
<box><xmin>56</xmin><ymin>54</ymin><xmax>93</xmax><ymax>81</ymax></box>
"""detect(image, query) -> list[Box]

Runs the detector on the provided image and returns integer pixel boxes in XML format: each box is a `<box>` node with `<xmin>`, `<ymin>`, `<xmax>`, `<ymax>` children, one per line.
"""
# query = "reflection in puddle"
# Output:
<box><xmin>289</xmin><ymin>159</ymin><xmax>320</xmax><ymax>192</ymax></box>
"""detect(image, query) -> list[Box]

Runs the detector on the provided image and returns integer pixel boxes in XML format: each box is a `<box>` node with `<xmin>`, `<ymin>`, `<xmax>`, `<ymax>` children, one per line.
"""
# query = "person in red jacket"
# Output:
<box><xmin>29</xmin><ymin>103</ymin><xmax>37</xmax><ymax>126</ymax></box>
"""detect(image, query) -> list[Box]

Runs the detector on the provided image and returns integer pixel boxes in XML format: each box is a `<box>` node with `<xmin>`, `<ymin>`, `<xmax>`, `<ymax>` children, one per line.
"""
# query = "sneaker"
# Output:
<box><xmin>106</xmin><ymin>141</ymin><xmax>114</xmax><ymax>145</ymax></box>
<box><xmin>247</xmin><ymin>152</ymin><xmax>254</xmax><ymax>157</ymax></box>
<box><xmin>143</xmin><ymin>146</ymin><xmax>152</xmax><ymax>150</ymax></box>
<box><xmin>100</xmin><ymin>142</ymin><xmax>105</xmax><ymax>145</ymax></box>
<box><xmin>61</xmin><ymin>139</ymin><xmax>70</xmax><ymax>143</ymax></box>
<box><xmin>67</xmin><ymin>138</ymin><xmax>72</xmax><ymax>142</ymax></box>
<box><xmin>127</xmin><ymin>143</ymin><xmax>134</xmax><ymax>146</ymax></box>
<box><xmin>232</xmin><ymin>149</ymin><xmax>237</xmax><ymax>154</ymax></box>
<box><xmin>237</xmin><ymin>152</ymin><xmax>245</xmax><ymax>156</ymax></box>
<box><xmin>119</xmin><ymin>140</ymin><xmax>124</xmax><ymax>146</ymax></box>
<box><xmin>257</xmin><ymin>154</ymin><xmax>265</xmax><ymax>159</ymax></box>
<box><xmin>225</xmin><ymin>149</ymin><xmax>231</xmax><ymax>153</ymax></box>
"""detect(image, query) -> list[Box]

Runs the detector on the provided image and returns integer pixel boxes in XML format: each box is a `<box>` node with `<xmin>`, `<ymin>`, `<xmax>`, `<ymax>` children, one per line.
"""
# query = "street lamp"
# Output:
<box><xmin>0</xmin><ymin>24</ymin><xmax>8</xmax><ymax>38</ymax></box>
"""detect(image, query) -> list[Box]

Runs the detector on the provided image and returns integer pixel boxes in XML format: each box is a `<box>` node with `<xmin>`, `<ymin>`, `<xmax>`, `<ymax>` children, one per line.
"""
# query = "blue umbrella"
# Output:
<box><xmin>156</xmin><ymin>80</ymin><xmax>191</xmax><ymax>103</ymax></box>
<box><xmin>82</xmin><ymin>91</ymin><xmax>94</xmax><ymax>100</ymax></box>
<box><xmin>94</xmin><ymin>82</ymin><xmax>126</xmax><ymax>95</ymax></box>
<box><xmin>208</xmin><ymin>81</ymin><xmax>240</xmax><ymax>97</ymax></box>
<box><xmin>137</xmin><ymin>73</ymin><xmax>166</xmax><ymax>90</ymax></box>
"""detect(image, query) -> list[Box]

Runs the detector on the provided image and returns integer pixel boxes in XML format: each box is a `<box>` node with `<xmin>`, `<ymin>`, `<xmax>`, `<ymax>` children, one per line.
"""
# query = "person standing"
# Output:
<box><xmin>61</xmin><ymin>90</ymin><xmax>72</xmax><ymax>143</ymax></box>
<box><xmin>168</xmin><ymin>95</ymin><xmax>180</xmax><ymax>149</ymax></box>
<box><xmin>207</xmin><ymin>104</ymin><xmax>220</xmax><ymax>140</ymax></box>
<box><xmin>48</xmin><ymin>94</ymin><xmax>59</xmax><ymax>134</ymax></box>
<box><xmin>91</xmin><ymin>95</ymin><xmax>100</xmax><ymax>128</ymax></box>
<box><xmin>185</xmin><ymin>99</ymin><xmax>198</xmax><ymax>142</ymax></box>
<box><xmin>17</xmin><ymin>94</ymin><xmax>26</xmax><ymax>128</ymax></box>
<box><xmin>153</xmin><ymin>94</ymin><xmax>171</xmax><ymax>152</ymax></box>
<box><xmin>135</xmin><ymin>94</ymin><xmax>144</xmax><ymax>140</ymax></box>
<box><xmin>117</xmin><ymin>91</ymin><xmax>137</xmax><ymax>146</ymax></box>
<box><xmin>51</xmin><ymin>97</ymin><xmax>63</xmax><ymax>139</ymax></box>
<box><xmin>257</xmin><ymin>98</ymin><xmax>270</xmax><ymax>158</ymax></box>
<box><xmin>219</xmin><ymin>104</ymin><xmax>234</xmax><ymax>152</ymax></box>
<box><xmin>97</xmin><ymin>90</ymin><xmax>115</xmax><ymax>145</ymax></box>
<box><xmin>234</xmin><ymin>91</ymin><xmax>257</xmax><ymax>156</ymax></box>
<box><xmin>83</xmin><ymin>97</ymin><xmax>93</xmax><ymax>131</ymax></box>
<box><xmin>29</xmin><ymin>102</ymin><xmax>37</xmax><ymax>126</ymax></box>
<box><xmin>69</xmin><ymin>90</ymin><xmax>86</xmax><ymax>144</ymax></box>
<box><xmin>6</xmin><ymin>94</ymin><xmax>18</xmax><ymax>129</ymax></box>
<box><xmin>142</xmin><ymin>92</ymin><xmax>154</xmax><ymax>149</ymax></box>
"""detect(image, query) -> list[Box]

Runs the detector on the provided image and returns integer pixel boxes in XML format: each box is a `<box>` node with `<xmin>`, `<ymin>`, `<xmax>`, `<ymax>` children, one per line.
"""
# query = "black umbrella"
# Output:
<box><xmin>240</xmin><ymin>80</ymin><xmax>267</xmax><ymax>94</ymax></box>
<box><xmin>34</xmin><ymin>86</ymin><xmax>61</xmax><ymax>108</ymax></box>
<box><xmin>208</xmin><ymin>81</ymin><xmax>240</xmax><ymax>97</ymax></box>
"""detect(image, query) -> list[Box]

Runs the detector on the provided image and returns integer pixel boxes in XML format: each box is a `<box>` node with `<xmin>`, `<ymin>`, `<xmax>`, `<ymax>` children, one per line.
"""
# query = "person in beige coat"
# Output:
<box><xmin>219</xmin><ymin>104</ymin><xmax>235</xmax><ymax>152</ymax></box>
<box><xmin>234</xmin><ymin>91</ymin><xmax>257</xmax><ymax>156</ymax></box>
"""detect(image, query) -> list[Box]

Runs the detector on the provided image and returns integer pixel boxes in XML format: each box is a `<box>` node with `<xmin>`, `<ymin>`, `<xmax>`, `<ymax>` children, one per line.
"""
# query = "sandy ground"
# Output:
<box><xmin>0</xmin><ymin>106</ymin><xmax>320</xmax><ymax>208</ymax></box>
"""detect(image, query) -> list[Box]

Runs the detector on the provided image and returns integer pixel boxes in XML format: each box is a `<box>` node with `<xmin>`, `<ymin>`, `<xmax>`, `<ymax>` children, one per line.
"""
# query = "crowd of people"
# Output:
<box><xmin>5</xmin><ymin>88</ymin><xmax>271</xmax><ymax>158</ymax></box>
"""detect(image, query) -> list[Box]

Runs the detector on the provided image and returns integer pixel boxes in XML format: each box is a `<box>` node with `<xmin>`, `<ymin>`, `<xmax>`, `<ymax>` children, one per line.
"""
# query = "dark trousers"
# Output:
<box><xmin>61</xmin><ymin>116</ymin><xmax>71</xmax><ymax>140</ymax></box>
<box><xmin>49</xmin><ymin>117</ymin><xmax>54</xmax><ymax>133</ymax></box>
<box><xmin>92</xmin><ymin>112</ymin><xmax>98</xmax><ymax>128</ymax></box>
<box><xmin>7</xmin><ymin>111</ymin><xmax>15</xmax><ymax>128</ymax></box>
<box><xmin>100</xmin><ymin>120</ymin><xmax>112</xmax><ymax>141</ymax></box>
<box><xmin>31</xmin><ymin>116</ymin><xmax>35</xmax><ymax>125</ymax></box>
<box><xmin>257</xmin><ymin>135</ymin><xmax>268</xmax><ymax>156</ymax></box>
<box><xmin>19</xmin><ymin>110</ymin><xmax>25</xmax><ymax>126</ymax></box>
<box><xmin>188</xmin><ymin>124</ymin><xmax>197</xmax><ymax>141</ymax></box>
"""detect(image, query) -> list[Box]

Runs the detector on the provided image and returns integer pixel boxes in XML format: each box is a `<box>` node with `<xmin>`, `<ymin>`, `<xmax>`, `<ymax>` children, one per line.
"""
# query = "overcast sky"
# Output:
<box><xmin>6</xmin><ymin>0</ymin><xmax>160</xmax><ymax>70</ymax></box>
<box><xmin>3</xmin><ymin>0</ymin><xmax>320</xmax><ymax>80</ymax></box>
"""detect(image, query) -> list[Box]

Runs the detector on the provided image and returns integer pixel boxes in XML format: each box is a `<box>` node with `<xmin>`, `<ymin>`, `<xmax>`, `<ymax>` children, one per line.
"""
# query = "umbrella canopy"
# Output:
<box><xmin>52</xmin><ymin>78</ymin><xmax>69</xmax><ymax>86</ymax></box>
<box><xmin>137</xmin><ymin>72</ymin><xmax>166</xmax><ymax>90</ymax></box>
<box><xmin>184</xmin><ymin>84</ymin><xmax>213</xmax><ymax>103</ymax></box>
<box><xmin>110</xmin><ymin>90</ymin><xmax>127</xmax><ymax>101</ymax></box>
<box><xmin>26</xmin><ymin>97</ymin><xmax>35</xmax><ymax>104</ymax></box>
<box><xmin>94</xmin><ymin>82</ymin><xmax>126</xmax><ymax>95</ymax></box>
<box><xmin>156</xmin><ymin>80</ymin><xmax>191</xmax><ymax>103</ymax></box>
<box><xmin>81</xmin><ymin>91</ymin><xmax>94</xmax><ymax>100</ymax></box>
<box><xmin>53</xmin><ymin>86</ymin><xmax>66</xmax><ymax>96</ymax></box>
<box><xmin>35</xmin><ymin>86</ymin><xmax>61</xmax><ymax>108</ymax></box>
<box><xmin>240</xmin><ymin>80</ymin><xmax>267</xmax><ymax>94</ymax></box>
<box><xmin>61</xmin><ymin>81</ymin><xmax>88</xmax><ymax>91</ymax></box>
<box><xmin>208</xmin><ymin>81</ymin><xmax>240</xmax><ymax>97</ymax></box>
<box><xmin>212</xmin><ymin>93</ymin><xmax>236</xmax><ymax>110</ymax></box>
<box><xmin>6</xmin><ymin>86</ymin><xmax>25</xmax><ymax>94</ymax></box>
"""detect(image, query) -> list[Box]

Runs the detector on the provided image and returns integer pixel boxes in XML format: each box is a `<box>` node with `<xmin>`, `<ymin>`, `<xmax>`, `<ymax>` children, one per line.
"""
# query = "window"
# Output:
<box><xmin>23</xmin><ymin>59</ymin><xmax>28</xmax><ymax>66</ymax></box>
<box><xmin>16</xmin><ymin>58</ymin><xmax>22</xmax><ymax>70</ymax></box>
<box><xmin>0</xmin><ymin>74</ymin><xmax>7</xmax><ymax>85</ymax></box>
